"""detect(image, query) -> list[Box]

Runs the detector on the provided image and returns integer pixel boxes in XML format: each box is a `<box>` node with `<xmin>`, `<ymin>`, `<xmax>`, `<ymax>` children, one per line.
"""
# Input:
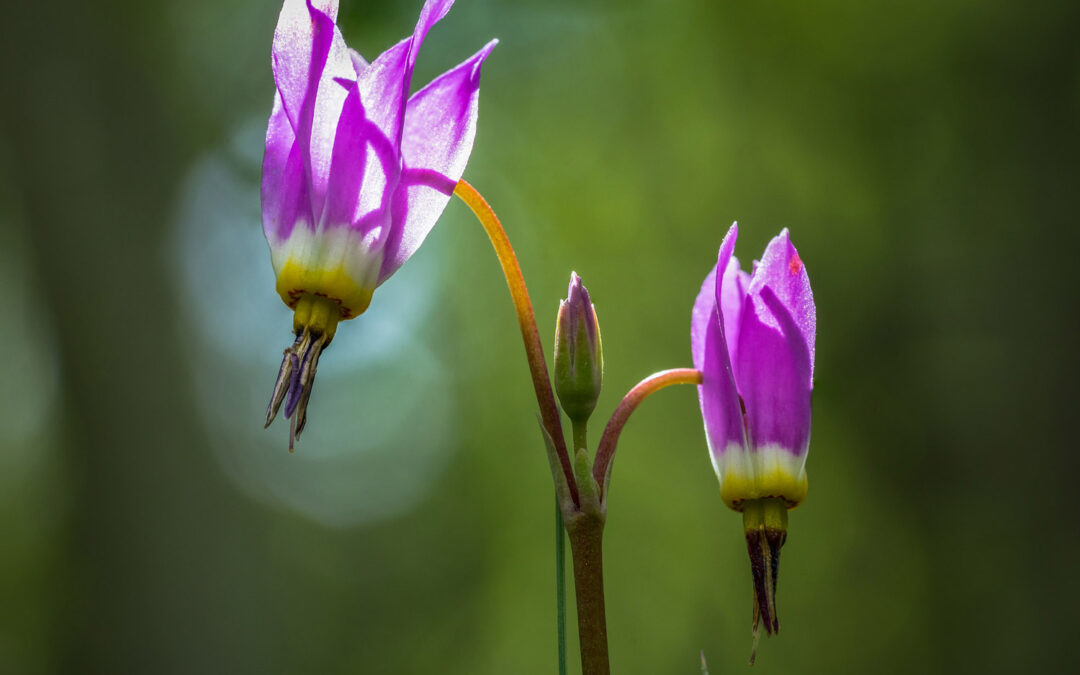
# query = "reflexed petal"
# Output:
<box><xmin>405</xmin><ymin>1</ymin><xmax>457</xmax><ymax>93</ymax></box>
<box><xmin>262</xmin><ymin>0</ymin><xmax>491</xmax><ymax>316</ymax></box>
<box><xmin>271</xmin><ymin>1</ymin><xmax>341</xmax><ymax>129</ymax></box>
<box><xmin>378</xmin><ymin>39</ymin><xmax>497</xmax><ymax>283</ymax></box>
<box><xmin>690</xmin><ymin>266</ymin><xmax>716</xmax><ymax>376</ymax></box>
<box><xmin>271</xmin><ymin>0</ymin><xmax>356</xmax><ymax>230</ymax></box>
<box><xmin>720</xmin><ymin>250</ymin><xmax>750</xmax><ymax>369</ymax></box>
<box><xmin>320</xmin><ymin>79</ymin><xmax>398</xmax><ymax>240</ymax></box>
<box><xmin>262</xmin><ymin>92</ymin><xmax>312</xmax><ymax>242</ymax></box>
<box><xmin>349</xmin><ymin>48</ymin><xmax>368</xmax><ymax>74</ymax></box>
<box><xmin>320</xmin><ymin>84</ymin><xmax>367</xmax><ymax>231</ymax></box>
<box><xmin>734</xmin><ymin>286</ymin><xmax>812</xmax><ymax>458</ymax></box>
<box><xmin>313</xmin><ymin>0</ymin><xmax>338</xmax><ymax>20</ymax></box>
<box><xmin>747</xmin><ymin>228</ymin><xmax>816</xmax><ymax>375</ymax></box>
<box><xmin>338</xmin><ymin>1</ymin><xmax>457</xmax><ymax>243</ymax></box>
<box><xmin>356</xmin><ymin>0</ymin><xmax>455</xmax><ymax>151</ymax></box>
<box><xmin>692</xmin><ymin>228</ymin><xmax>748</xmax><ymax>475</ymax></box>
<box><xmin>354</xmin><ymin>38</ymin><xmax>411</xmax><ymax>158</ymax></box>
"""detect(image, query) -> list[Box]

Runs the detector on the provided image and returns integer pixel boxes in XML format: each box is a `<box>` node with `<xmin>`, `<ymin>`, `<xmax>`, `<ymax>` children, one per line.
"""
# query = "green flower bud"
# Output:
<box><xmin>554</xmin><ymin>272</ymin><xmax>603</xmax><ymax>425</ymax></box>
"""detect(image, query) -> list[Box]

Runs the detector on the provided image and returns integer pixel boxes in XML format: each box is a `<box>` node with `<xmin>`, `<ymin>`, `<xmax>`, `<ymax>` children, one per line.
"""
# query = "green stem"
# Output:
<box><xmin>558</xmin><ymin>421</ymin><xmax>589</xmax><ymax>675</ymax></box>
<box><xmin>556</xmin><ymin>498</ymin><xmax>568</xmax><ymax>675</ymax></box>
<box><xmin>571</xmin><ymin>422</ymin><xmax>589</xmax><ymax>458</ymax></box>
<box><xmin>565</xmin><ymin>419</ymin><xmax>610</xmax><ymax>674</ymax></box>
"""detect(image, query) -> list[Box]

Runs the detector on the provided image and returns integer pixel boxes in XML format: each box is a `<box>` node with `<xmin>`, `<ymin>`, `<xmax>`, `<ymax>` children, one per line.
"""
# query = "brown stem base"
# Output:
<box><xmin>567</xmin><ymin>514</ymin><xmax>610</xmax><ymax>675</ymax></box>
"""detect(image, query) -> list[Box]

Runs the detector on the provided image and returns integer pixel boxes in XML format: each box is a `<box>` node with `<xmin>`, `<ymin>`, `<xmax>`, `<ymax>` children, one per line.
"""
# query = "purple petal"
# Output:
<box><xmin>349</xmin><ymin>48</ymin><xmax>368</xmax><ymax>74</ymax></box>
<box><xmin>692</xmin><ymin>226</ymin><xmax>748</xmax><ymax>466</ymax></box>
<box><xmin>734</xmin><ymin>286</ymin><xmax>813</xmax><ymax>457</ymax></box>
<box><xmin>355</xmin><ymin>0</ymin><xmax>455</xmax><ymax>152</ymax></box>
<box><xmin>270</xmin><ymin>0</ymin><xmax>356</xmax><ymax>231</ymax></box>
<box><xmin>328</xmin><ymin>1</ymin><xmax>458</xmax><ymax>243</ymax></box>
<box><xmin>319</xmin><ymin>79</ymin><xmax>400</xmax><ymax>238</ymax></box>
<box><xmin>312</xmin><ymin>37</ymin><xmax>415</xmax><ymax>244</ymax></box>
<box><xmin>313</xmin><ymin>0</ymin><xmax>338</xmax><ymax>20</ymax></box>
<box><xmin>747</xmin><ymin>228</ymin><xmax>816</xmax><ymax>376</ymax></box>
<box><xmin>719</xmin><ymin>247</ymin><xmax>750</xmax><ymax>370</ymax></box>
<box><xmin>261</xmin><ymin>92</ymin><xmax>312</xmax><ymax>242</ymax></box>
<box><xmin>353</xmin><ymin>38</ymin><xmax>411</xmax><ymax>159</ymax></box>
<box><xmin>271</xmin><ymin>0</ymin><xmax>341</xmax><ymax>130</ymax></box>
<box><xmin>406</xmin><ymin>1</ymin><xmax>457</xmax><ymax>89</ymax></box>
<box><xmin>378</xmin><ymin>39</ymin><xmax>497</xmax><ymax>283</ymax></box>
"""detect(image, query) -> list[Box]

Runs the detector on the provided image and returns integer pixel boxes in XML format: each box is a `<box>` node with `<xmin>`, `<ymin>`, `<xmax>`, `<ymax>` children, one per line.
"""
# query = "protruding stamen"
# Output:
<box><xmin>746</xmin><ymin>523</ymin><xmax>774</xmax><ymax>635</ymax></box>
<box><xmin>289</xmin><ymin>407</ymin><xmax>297</xmax><ymax>454</ymax></box>
<box><xmin>750</xmin><ymin>598</ymin><xmax>761</xmax><ymax>665</ymax></box>
<box><xmin>742</xmin><ymin>498</ymin><xmax>789</xmax><ymax>662</ymax></box>
<box><xmin>293</xmin><ymin>332</ymin><xmax>328</xmax><ymax>440</ymax></box>
<box><xmin>265</xmin><ymin>332</ymin><xmax>307</xmax><ymax>427</ymax></box>
<box><xmin>284</xmin><ymin>338</ymin><xmax>313</xmax><ymax>418</ymax></box>
<box><xmin>766</xmin><ymin>528</ymin><xmax>785</xmax><ymax>634</ymax></box>
<box><xmin>264</xmin><ymin>323</ymin><xmax>331</xmax><ymax>450</ymax></box>
<box><xmin>762</xmin><ymin>529</ymin><xmax>779</xmax><ymax>634</ymax></box>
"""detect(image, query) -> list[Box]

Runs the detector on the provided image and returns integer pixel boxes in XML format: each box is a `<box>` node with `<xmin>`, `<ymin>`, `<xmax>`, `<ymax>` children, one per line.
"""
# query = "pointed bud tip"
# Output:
<box><xmin>566</xmin><ymin>271</ymin><xmax>592</xmax><ymax>309</ymax></box>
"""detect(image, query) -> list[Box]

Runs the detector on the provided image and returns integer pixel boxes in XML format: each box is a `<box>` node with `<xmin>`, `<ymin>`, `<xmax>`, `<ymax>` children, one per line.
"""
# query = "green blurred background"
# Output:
<box><xmin>2</xmin><ymin>0</ymin><xmax>1078</xmax><ymax>672</ymax></box>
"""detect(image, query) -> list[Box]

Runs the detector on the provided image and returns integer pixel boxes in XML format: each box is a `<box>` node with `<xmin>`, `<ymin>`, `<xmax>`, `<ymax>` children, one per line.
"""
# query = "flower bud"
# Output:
<box><xmin>554</xmin><ymin>272</ymin><xmax>603</xmax><ymax>425</ymax></box>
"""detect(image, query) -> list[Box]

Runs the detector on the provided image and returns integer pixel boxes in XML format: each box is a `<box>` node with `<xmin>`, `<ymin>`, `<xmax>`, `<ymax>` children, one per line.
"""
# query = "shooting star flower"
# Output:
<box><xmin>261</xmin><ymin>0</ymin><xmax>496</xmax><ymax>447</ymax></box>
<box><xmin>691</xmin><ymin>222</ymin><xmax>816</xmax><ymax>659</ymax></box>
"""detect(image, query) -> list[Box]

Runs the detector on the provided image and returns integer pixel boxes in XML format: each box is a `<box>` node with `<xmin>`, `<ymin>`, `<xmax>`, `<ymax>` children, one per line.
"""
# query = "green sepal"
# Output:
<box><xmin>537</xmin><ymin>415</ymin><xmax>576</xmax><ymax>515</ymax></box>
<box><xmin>573</xmin><ymin>447</ymin><xmax>602</xmax><ymax>517</ymax></box>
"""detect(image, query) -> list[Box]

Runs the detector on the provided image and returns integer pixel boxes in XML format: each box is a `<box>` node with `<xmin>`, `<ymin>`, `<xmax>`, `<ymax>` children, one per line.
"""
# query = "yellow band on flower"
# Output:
<box><xmin>715</xmin><ymin>443</ymin><xmax>809</xmax><ymax>511</ymax></box>
<box><xmin>275</xmin><ymin>258</ymin><xmax>373</xmax><ymax>321</ymax></box>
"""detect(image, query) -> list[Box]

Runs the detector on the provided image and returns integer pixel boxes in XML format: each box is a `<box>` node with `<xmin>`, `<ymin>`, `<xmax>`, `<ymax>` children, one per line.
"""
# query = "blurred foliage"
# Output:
<box><xmin>1</xmin><ymin>0</ymin><xmax>1079</xmax><ymax>673</ymax></box>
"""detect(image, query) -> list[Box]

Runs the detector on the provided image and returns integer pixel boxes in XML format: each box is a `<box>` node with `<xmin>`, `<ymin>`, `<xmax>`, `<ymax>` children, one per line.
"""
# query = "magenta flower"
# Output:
<box><xmin>691</xmin><ymin>222</ymin><xmax>815</xmax><ymax>649</ymax></box>
<box><xmin>262</xmin><ymin>0</ymin><xmax>496</xmax><ymax>444</ymax></box>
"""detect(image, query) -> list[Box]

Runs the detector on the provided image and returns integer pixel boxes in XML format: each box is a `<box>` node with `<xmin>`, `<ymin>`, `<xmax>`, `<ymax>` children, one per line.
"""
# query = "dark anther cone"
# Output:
<box><xmin>742</xmin><ymin>498</ymin><xmax>789</xmax><ymax>665</ymax></box>
<box><xmin>264</xmin><ymin>327</ymin><xmax>331</xmax><ymax>451</ymax></box>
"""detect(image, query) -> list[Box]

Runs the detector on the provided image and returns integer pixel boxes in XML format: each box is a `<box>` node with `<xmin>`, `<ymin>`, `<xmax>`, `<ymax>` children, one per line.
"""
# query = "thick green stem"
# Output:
<box><xmin>567</xmin><ymin>515</ymin><xmax>609</xmax><ymax>675</ymax></box>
